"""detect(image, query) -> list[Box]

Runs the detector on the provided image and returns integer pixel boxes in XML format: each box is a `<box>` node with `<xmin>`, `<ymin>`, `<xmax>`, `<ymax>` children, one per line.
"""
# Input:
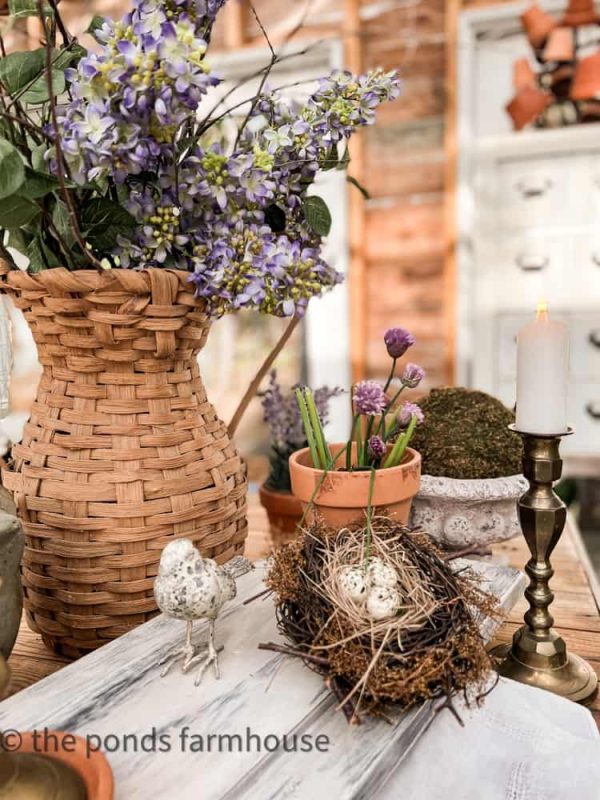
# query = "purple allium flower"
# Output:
<box><xmin>368</xmin><ymin>435</ymin><xmax>386</xmax><ymax>461</ymax></box>
<box><xmin>353</xmin><ymin>381</ymin><xmax>387</xmax><ymax>416</ymax></box>
<box><xmin>384</xmin><ymin>327</ymin><xmax>415</xmax><ymax>359</ymax></box>
<box><xmin>401</xmin><ymin>363</ymin><xmax>425</xmax><ymax>389</ymax></box>
<box><xmin>398</xmin><ymin>402</ymin><xmax>424</xmax><ymax>427</ymax></box>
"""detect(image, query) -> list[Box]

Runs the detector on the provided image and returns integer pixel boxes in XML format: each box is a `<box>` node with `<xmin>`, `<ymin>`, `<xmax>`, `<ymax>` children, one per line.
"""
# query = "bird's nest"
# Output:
<box><xmin>263</xmin><ymin>517</ymin><xmax>499</xmax><ymax>724</ymax></box>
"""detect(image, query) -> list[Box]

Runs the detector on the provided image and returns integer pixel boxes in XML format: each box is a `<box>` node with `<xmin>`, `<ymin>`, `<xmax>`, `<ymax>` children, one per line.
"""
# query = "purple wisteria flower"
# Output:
<box><xmin>52</xmin><ymin>0</ymin><xmax>400</xmax><ymax>318</ymax></box>
<box><xmin>368</xmin><ymin>435</ymin><xmax>386</xmax><ymax>461</ymax></box>
<box><xmin>384</xmin><ymin>327</ymin><xmax>415</xmax><ymax>359</ymax></box>
<box><xmin>401</xmin><ymin>363</ymin><xmax>425</xmax><ymax>389</ymax></box>
<box><xmin>353</xmin><ymin>381</ymin><xmax>387</xmax><ymax>416</ymax></box>
<box><xmin>398</xmin><ymin>402</ymin><xmax>424</xmax><ymax>427</ymax></box>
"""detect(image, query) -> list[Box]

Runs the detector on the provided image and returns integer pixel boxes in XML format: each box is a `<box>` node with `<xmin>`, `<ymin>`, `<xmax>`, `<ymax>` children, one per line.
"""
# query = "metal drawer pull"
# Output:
<box><xmin>586</xmin><ymin>403</ymin><xmax>600</xmax><ymax>420</ymax></box>
<box><xmin>515</xmin><ymin>177</ymin><xmax>552</xmax><ymax>197</ymax></box>
<box><xmin>515</xmin><ymin>255</ymin><xmax>549</xmax><ymax>271</ymax></box>
<box><xmin>592</xmin><ymin>253</ymin><xmax>600</xmax><ymax>267</ymax></box>
<box><xmin>589</xmin><ymin>330</ymin><xmax>600</xmax><ymax>348</ymax></box>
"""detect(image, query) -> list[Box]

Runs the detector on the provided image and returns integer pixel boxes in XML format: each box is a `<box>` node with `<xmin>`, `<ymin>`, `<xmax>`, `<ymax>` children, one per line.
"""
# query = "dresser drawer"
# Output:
<box><xmin>570</xmin><ymin>314</ymin><xmax>600</xmax><ymax>379</ymax></box>
<box><xmin>568</xmin><ymin>383</ymin><xmax>600</xmax><ymax>456</ymax></box>
<box><xmin>491</xmin><ymin>235</ymin><xmax>571</xmax><ymax>307</ymax></box>
<box><xmin>573</xmin><ymin>236</ymin><xmax>600</xmax><ymax>300</ymax></box>
<box><xmin>494</xmin><ymin>156</ymin><xmax>581</xmax><ymax>230</ymax></box>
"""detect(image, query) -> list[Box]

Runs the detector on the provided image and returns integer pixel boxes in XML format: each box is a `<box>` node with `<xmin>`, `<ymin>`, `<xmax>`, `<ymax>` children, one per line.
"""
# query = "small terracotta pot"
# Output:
<box><xmin>521</xmin><ymin>4</ymin><xmax>557</xmax><ymax>48</ymax></box>
<box><xmin>513</xmin><ymin>58</ymin><xmax>537</xmax><ymax>90</ymax></box>
<box><xmin>259</xmin><ymin>483</ymin><xmax>303</xmax><ymax>546</ymax></box>
<box><xmin>289</xmin><ymin>443</ymin><xmax>421</xmax><ymax>529</ymax></box>
<box><xmin>571</xmin><ymin>51</ymin><xmax>600</xmax><ymax>100</ymax></box>
<box><xmin>15</xmin><ymin>731</ymin><xmax>113</xmax><ymax>799</ymax></box>
<box><xmin>561</xmin><ymin>0</ymin><xmax>598</xmax><ymax>26</ymax></box>
<box><xmin>506</xmin><ymin>85</ymin><xmax>551</xmax><ymax>130</ymax></box>
<box><xmin>543</xmin><ymin>27</ymin><xmax>574</xmax><ymax>63</ymax></box>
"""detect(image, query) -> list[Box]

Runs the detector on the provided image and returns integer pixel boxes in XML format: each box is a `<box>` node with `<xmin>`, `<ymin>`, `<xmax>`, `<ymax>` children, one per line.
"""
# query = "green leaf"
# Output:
<box><xmin>86</xmin><ymin>15</ymin><xmax>106</xmax><ymax>39</ymax></box>
<box><xmin>52</xmin><ymin>198</ymin><xmax>74</xmax><ymax>245</ymax></box>
<box><xmin>8</xmin><ymin>0</ymin><xmax>52</xmax><ymax>18</ymax></box>
<box><xmin>346</xmin><ymin>175</ymin><xmax>370</xmax><ymax>200</ymax></box>
<box><xmin>0</xmin><ymin>49</ymin><xmax>45</xmax><ymax>97</ymax></box>
<box><xmin>302</xmin><ymin>195</ymin><xmax>332</xmax><ymax>237</ymax></box>
<box><xmin>53</xmin><ymin>45</ymin><xmax>87</xmax><ymax>70</ymax></box>
<box><xmin>7</xmin><ymin>227</ymin><xmax>30</xmax><ymax>254</ymax></box>
<box><xmin>0</xmin><ymin>195</ymin><xmax>39</xmax><ymax>228</ymax></box>
<box><xmin>19</xmin><ymin>167</ymin><xmax>59</xmax><ymax>199</ymax></box>
<box><xmin>21</xmin><ymin>68</ymin><xmax>65</xmax><ymax>104</ymax></box>
<box><xmin>26</xmin><ymin>235</ymin><xmax>60</xmax><ymax>272</ymax></box>
<box><xmin>0</xmin><ymin>139</ymin><xmax>25</xmax><ymax>200</ymax></box>
<box><xmin>319</xmin><ymin>145</ymin><xmax>338</xmax><ymax>171</ymax></box>
<box><xmin>81</xmin><ymin>197</ymin><xmax>136</xmax><ymax>251</ymax></box>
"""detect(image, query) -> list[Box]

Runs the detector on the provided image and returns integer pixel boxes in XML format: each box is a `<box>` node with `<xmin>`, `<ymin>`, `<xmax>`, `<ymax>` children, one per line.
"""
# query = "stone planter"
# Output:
<box><xmin>410</xmin><ymin>474</ymin><xmax>528</xmax><ymax>550</ymax></box>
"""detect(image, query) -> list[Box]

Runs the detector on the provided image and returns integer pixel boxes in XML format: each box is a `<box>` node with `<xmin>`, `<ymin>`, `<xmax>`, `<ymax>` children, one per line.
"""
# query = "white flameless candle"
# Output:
<box><xmin>516</xmin><ymin>301</ymin><xmax>569</xmax><ymax>435</ymax></box>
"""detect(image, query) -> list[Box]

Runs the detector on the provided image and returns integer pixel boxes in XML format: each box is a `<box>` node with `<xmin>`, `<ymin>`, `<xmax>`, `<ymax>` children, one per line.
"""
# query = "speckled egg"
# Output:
<box><xmin>366</xmin><ymin>586</ymin><xmax>401</xmax><ymax>620</ymax></box>
<box><xmin>367</xmin><ymin>558</ymin><xmax>398</xmax><ymax>590</ymax></box>
<box><xmin>339</xmin><ymin>566</ymin><xmax>368</xmax><ymax>604</ymax></box>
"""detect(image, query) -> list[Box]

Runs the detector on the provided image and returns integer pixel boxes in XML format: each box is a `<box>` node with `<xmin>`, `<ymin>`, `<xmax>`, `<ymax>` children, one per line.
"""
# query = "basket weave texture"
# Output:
<box><xmin>0</xmin><ymin>267</ymin><xmax>248</xmax><ymax>658</ymax></box>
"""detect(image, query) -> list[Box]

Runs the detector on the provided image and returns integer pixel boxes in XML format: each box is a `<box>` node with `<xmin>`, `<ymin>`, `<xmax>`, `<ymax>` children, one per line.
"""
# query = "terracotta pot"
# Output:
<box><xmin>561</xmin><ymin>0</ymin><xmax>598</xmax><ymax>26</ymax></box>
<box><xmin>571</xmin><ymin>51</ymin><xmax>600</xmax><ymax>100</ymax></box>
<box><xmin>259</xmin><ymin>484</ymin><xmax>303</xmax><ymax>546</ymax></box>
<box><xmin>521</xmin><ymin>4</ymin><xmax>557</xmax><ymax>48</ymax></box>
<box><xmin>289</xmin><ymin>443</ymin><xmax>421</xmax><ymax>529</ymax></box>
<box><xmin>543</xmin><ymin>27</ymin><xmax>574</xmax><ymax>63</ymax></box>
<box><xmin>506</xmin><ymin>85</ymin><xmax>551</xmax><ymax>130</ymax></box>
<box><xmin>10</xmin><ymin>731</ymin><xmax>114</xmax><ymax>799</ymax></box>
<box><xmin>513</xmin><ymin>57</ymin><xmax>537</xmax><ymax>90</ymax></box>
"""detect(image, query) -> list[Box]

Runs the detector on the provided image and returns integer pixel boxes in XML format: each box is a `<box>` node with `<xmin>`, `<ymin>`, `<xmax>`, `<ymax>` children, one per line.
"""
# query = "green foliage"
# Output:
<box><xmin>0</xmin><ymin>49</ymin><xmax>46</xmax><ymax>96</ymax></box>
<box><xmin>265</xmin><ymin>445</ymin><xmax>295</xmax><ymax>493</ymax></box>
<box><xmin>20</xmin><ymin>167</ymin><xmax>60</xmax><ymax>199</ymax></box>
<box><xmin>0</xmin><ymin>195</ymin><xmax>39</xmax><ymax>228</ymax></box>
<box><xmin>86</xmin><ymin>16</ymin><xmax>106</xmax><ymax>40</ymax></box>
<box><xmin>0</xmin><ymin>139</ymin><xmax>25</xmax><ymax>200</ymax></box>
<box><xmin>8</xmin><ymin>0</ymin><xmax>52</xmax><ymax>18</ymax></box>
<box><xmin>347</xmin><ymin>175</ymin><xmax>370</xmax><ymax>200</ymax></box>
<box><xmin>302</xmin><ymin>195</ymin><xmax>332</xmax><ymax>237</ymax></box>
<box><xmin>80</xmin><ymin>198</ymin><xmax>137</xmax><ymax>252</ymax></box>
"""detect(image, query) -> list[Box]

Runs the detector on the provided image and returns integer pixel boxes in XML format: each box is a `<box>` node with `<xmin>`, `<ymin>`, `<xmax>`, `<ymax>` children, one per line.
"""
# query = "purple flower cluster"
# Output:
<box><xmin>398</xmin><ymin>402</ymin><xmax>424</xmax><ymax>427</ymax></box>
<box><xmin>384</xmin><ymin>327</ymin><xmax>415</xmax><ymax>359</ymax></box>
<box><xmin>56</xmin><ymin>0</ymin><xmax>400</xmax><ymax>317</ymax></box>
<box><xmin>353</xmin><ymin>381</ymin><xmax>388</xmax><ymax>416</ymax></box>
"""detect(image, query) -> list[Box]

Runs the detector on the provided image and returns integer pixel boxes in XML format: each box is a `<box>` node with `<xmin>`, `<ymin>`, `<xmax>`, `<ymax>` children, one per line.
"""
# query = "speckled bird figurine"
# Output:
<box><xmin>154</xmin><ymin>539</ymin><xmax>253</xmax><ymax>685</ymax></box>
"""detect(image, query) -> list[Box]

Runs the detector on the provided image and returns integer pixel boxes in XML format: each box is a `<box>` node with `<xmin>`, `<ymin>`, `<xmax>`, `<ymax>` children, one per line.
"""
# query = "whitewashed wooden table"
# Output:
<box><xmin>0</xmin><ymin>560</ymin><xmax>525</xmax><ymax>799</ymax></box>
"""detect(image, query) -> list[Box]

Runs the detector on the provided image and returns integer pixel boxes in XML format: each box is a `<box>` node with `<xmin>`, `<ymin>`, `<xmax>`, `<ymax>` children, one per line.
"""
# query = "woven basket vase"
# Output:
<box><xmin>0</xmin><ymin>267</ymin><xmax>248</xmax><ymax>658</ymax></box>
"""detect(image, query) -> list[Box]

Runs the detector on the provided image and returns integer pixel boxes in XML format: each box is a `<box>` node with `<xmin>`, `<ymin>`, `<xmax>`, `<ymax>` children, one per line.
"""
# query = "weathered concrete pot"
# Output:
<box><xmin>0</xmin><ymin>487</ymin><xmax>24</xmax><ymax>659</ymax></box>
<box><xmin>410</xmin><ymin>474</ymin><xmax>528</xmax><ymax>550</ymax></box>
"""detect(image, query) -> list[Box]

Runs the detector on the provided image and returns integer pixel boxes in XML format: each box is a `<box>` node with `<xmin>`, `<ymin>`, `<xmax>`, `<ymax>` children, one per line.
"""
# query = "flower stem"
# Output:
<box><xmin>383</xmin><ymin>414</ymin><xmax>417</xmax><ymax>469</ymax></box>
<box><xmin>305</xmin><ymin>388</ymin><xmax>330</xmax><ymax>469</ymax></box>
<box><xmin>364</xmin><ymin>466</ymin><xmax>377</xmax><ymax>567</ymax></box>
<box><xmin>347</xmin><ymin>414</ymin><xmax>359</xmax><ymax>471</ymax></box>
<box><xmin>298</xmin><ymin>444</ymin><xmax>348</xmax><ymax>529</ymax></box>
<box><xmin>383</xmin><ymin>357</ymin><xmax>397</xmax><ymax>394</ymax></box>
<box><xmin>295</xmin><ymin>388</ymin><xmax>320</xmax><ymax>468</ymax></box>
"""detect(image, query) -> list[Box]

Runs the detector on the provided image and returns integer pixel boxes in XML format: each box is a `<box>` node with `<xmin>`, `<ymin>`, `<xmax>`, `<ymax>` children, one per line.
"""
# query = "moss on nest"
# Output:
<box><xmin>411</xmin><ymin>387</ymin><xmax>523</xmax><ymax>479</ymax></box>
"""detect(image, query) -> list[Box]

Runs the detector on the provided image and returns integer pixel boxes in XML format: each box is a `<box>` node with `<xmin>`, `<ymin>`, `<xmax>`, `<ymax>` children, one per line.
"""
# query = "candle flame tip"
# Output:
<box><xmin>536</xmin><ymin>299</ymin><xmax>548</xmax><ymax>320</ymax></box>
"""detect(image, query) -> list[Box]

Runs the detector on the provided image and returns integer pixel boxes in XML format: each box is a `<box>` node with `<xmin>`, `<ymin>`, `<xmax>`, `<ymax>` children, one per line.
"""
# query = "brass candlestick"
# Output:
<box><xmin>491</xmin><ymin>427</ymin><xmax>598</xmax><ymax>703</ymax></box>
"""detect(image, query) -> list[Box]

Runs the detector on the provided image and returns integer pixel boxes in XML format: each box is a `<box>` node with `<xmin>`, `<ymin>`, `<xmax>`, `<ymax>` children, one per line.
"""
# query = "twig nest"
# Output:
<box><xmin>339</xmin><ymin>566</ymin><xmax>368</xmax><ymax>603</ymax></box>
<box><xmin>266</xmin><ymin>517</ymin><xmax>498</xmax><ymax>722</ymax></box>
<box><xmin>366</xmin><ymin>585</ymin><xmax>401</xmax><ymax>620</ymax></box>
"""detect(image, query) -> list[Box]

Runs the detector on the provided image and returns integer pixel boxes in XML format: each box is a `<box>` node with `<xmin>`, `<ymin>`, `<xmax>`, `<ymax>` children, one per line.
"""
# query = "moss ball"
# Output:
<box><xmin>411</xmin><ymin>387</ymin><xmax>523</xmax><ymax>479</ymax></box>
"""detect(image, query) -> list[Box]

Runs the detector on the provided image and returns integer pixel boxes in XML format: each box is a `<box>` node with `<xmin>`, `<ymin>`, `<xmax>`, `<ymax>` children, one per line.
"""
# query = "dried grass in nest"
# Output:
<box><xmin>263</xmin><ymin>517</ymin><xmax>500</xmax><ymax>724</ymax></box>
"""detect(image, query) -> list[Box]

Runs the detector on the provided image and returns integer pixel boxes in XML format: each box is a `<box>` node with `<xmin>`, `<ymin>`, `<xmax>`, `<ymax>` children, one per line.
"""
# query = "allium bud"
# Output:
<box><xmin>401</xmin><ymin>363</ymin><xmax>425</xmax><ymax>389</ymax></box>
<box><xmin>398</xmin><ymin>402</ymin><xmax>424</xmax><ymax>427</ymax></box>
<box><xmin>384</xmin><ymin>327</ymin><xmax>415</xmax><ymax>359</ymax></box>
<box><xmin>368</xmin><ymin>435</ymin><xmax>386</xmax><ymax>461</ymax></box>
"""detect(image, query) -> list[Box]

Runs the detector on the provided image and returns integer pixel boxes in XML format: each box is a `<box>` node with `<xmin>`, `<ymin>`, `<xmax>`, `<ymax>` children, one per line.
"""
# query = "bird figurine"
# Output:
<box><xmin>154</xmin><ymin>539</ymin><xmax>253</xmax><ymax>685</ymax></box>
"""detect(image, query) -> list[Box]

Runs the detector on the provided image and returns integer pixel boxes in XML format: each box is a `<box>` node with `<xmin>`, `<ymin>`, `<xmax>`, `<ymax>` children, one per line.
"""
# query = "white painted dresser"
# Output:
<box><xmin>456</xmin><ymin>3</ymin><xmax>600</xmax><ymax>460</ymax></box>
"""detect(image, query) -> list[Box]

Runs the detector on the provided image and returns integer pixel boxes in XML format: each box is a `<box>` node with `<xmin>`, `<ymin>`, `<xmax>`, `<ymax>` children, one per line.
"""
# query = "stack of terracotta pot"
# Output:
<box><xmin>507</xmin><ymin>0</ymin><xmax>600</xmax><ymax>130</ymax></box>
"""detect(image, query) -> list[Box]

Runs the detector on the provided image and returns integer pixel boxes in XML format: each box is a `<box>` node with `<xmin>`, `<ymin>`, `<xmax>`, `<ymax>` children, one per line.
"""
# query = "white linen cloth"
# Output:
<box><xmin>383</xmin><ymin>677</ymin><xmax>600</xmax><ymax>800</ymax></box>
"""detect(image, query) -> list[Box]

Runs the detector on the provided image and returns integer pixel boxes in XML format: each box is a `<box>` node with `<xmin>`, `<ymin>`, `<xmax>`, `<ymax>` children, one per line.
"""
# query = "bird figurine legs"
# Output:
<box><xmin>159</xmin><ymin>620</ymin><xmax>208</xmax><ymax>678</ymax></box>
<box><xmin>192</xmin><ymin>620</ymin><xmax>221</xmax><ymax>686</ymax></box>
<box><xmin>159</xmin><ymin>620</ymin><xmax>223</xmax><ymax>685</ymax></box>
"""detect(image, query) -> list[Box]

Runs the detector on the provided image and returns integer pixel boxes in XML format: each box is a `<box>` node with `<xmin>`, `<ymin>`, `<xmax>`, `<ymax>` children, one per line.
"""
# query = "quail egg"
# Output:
<box><xmin>366</xmin><ymin>586</ymin><xmax>401</xmax><ymax>620</ymax></box>
<box><xmin>367</xmin><ymin>557</ymin><xmax>398</xmax><ymax>590</ymax></box>
<box><xmin>339</xmin><ymin>566</ymin><xmax>368</xmax><ymax>603</ymax></box>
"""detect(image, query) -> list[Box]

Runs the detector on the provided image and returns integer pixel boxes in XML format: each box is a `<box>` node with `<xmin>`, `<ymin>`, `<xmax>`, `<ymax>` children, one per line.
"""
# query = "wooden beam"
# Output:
<box><xmin>344</xmin><ymin>0</ymin><xmax>367</xmax><ymax>382</ymax></box>
<box><xmin>443</xmin><ymin>0</ymin><xmax>460</xmax><ymax>385</ymax></box>
<box><xmin>223</xmin><ymin>0</ymin><xmax>248</xmax><ymax>50</ymax></box>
